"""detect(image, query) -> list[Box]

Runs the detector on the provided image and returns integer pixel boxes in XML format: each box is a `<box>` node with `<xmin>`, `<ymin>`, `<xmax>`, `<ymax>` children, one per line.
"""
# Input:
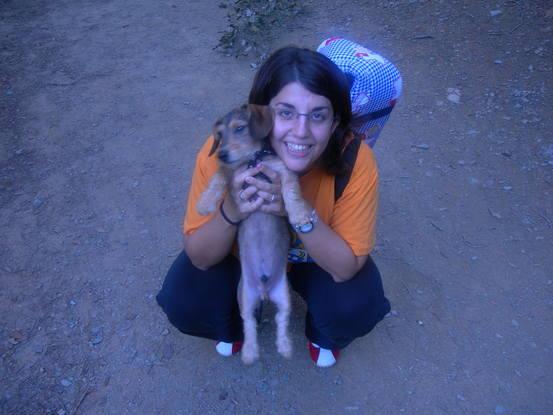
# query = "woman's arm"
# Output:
<box><xmin>184</xmin><ymin>165</ymin><xmax>265</xmax><ymax>269</ymax></box>
<box><xmin>295</xmin><ymin>213</ymin><xmax>368</xmax><ymax>282</ymax></box>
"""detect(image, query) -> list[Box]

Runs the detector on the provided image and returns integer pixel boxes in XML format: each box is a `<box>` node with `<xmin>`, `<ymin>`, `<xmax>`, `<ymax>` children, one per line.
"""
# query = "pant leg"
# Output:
<box><xmin>288</xmin><ymin>256</ymin><xmax>390</xmax><ymax>350</ymax></box>
<box><xmin>156</xmin><ymin>251</ymin><xmax>243</xmax><ymax>342</ymax></box>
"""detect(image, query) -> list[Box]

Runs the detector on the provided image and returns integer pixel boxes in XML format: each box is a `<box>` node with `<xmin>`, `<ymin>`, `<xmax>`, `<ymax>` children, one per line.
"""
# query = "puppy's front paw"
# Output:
<box><xmin>287</xmin><ymin>202</ymin><xmax>311</xmax><ymax>226</ymax></box>
<box><xmin>197</xmin><ymin>193</ymin><xmax>216</xmax><ymax>216</ymax></box>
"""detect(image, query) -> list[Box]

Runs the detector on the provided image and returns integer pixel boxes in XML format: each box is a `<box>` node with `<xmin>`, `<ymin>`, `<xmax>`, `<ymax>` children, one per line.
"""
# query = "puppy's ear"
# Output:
<box><xmin>208</xmin><ymin>128</ymin><xmax>222</xmax><ymax>157</ymax></box>
<box><xmin>247</xmin><ymin>104</ymin><xmax>273</xmax><ymax>140</ymax></box>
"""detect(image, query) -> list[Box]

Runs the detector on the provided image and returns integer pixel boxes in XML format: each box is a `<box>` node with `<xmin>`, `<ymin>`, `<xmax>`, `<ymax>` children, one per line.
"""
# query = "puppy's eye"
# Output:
<box><xmin>234</xmin><ymin>125</ymin><xmax>246</xmax><ymax>133</ymax></box>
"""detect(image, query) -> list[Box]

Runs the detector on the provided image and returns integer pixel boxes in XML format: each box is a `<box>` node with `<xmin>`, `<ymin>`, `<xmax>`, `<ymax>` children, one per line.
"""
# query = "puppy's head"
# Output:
<box><xmin>208</xmin><ymin>104</ymin><xmax>273</xmax><ymax>165</ymax></box>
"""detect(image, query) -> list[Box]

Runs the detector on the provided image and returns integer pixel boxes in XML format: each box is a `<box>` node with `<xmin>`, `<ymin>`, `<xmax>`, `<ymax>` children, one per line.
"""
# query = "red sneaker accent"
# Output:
<box><xmin>232</xmin><ymin>341</ymin><xmax>243</xmax><ymax>355</ymax></box>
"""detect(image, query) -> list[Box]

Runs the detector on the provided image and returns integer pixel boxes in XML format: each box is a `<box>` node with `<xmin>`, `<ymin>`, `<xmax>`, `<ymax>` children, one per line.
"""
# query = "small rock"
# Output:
<box><xmin>33</xmin><ymin>344</ymin><xmax>45</xmax><ymax>354</ymax></box>
<box><xmin>457</xmin><ymin>393</ymin><xmax>466</xmax><ymax>401</ymax></box>
<box><xmin>417</xmin><ymin>320</ymin><xmax>424</xmax><ymax>326</ymax></box>
<box><xmin>161</xmin><ymin>328</ymin><xmax>170</xmax><ymax>336</ymax></box>
<box><xmin>8</xmin><ymin>330</ymin><xmax>24</xmax><ymax>345</ymax></box>
<box><xmin>495</xmin><ymin>405</ymin><xmax>506</xmax><ymax>414</ymax></box>
<box><xmin>412</xmin><ymin>143</ymin><xmax>430</xmax><ymax>150</ymax></box>
<box><xmin>490</xmin><ymin>10</ymin><xmax>502</xmax><ymax>17</ymax></box>
<box><xmin>447</xmin><ymin>87</ymin><xmax>461</xmax><ymax>104</ymax></box>
<box><xmin>60</xmin><ymin>378</ymin><xmax>72</xmax><ymax>387</ymax></box>
<box><xmin>57</xmin><ymin>410</ymin><xmax>67</xmax><ymax>415</ymax></box>
<box><xmin>503</xmin><ymin>186</ymin><xmax>512</xmax><ymax>191</ymax></box>
<box><xmin>90</xmin><ymin>327</ymin><xmax>104</xmax><ymax>345</ymax></box>
<box><xmin>32</xmin><ymin>197</ymin><xmax>44</xmax><ymax>209</ymax></box>
<box><xmin>15</xmin><ymin>148</ymin><xmax>24</xmax><ymax>155</ymax></box>
<box><xmin>69</xmin><ymin>299</ymin><xmax>76</xmax><ymax>305</ymax></box>
<box><xmin>511</xmin><ymin>319</ymin><xmax>519</xmax><ymax>327</ymax></box>
<box><xmin>494</xmin><ymin>60</ymin><xmax>503</xmax><ymax>64</ymax></box>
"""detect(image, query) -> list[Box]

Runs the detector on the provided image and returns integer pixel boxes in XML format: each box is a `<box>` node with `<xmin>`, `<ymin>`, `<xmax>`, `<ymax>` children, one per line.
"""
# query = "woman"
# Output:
<box><xmin>157</xmin><ymin>46</ymin><xmax>391</xmax><ymax>368</ymax></box>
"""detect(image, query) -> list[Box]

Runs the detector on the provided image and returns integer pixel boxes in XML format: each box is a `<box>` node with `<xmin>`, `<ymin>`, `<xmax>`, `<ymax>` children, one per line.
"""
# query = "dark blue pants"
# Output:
<box><xmin>156</xmin><ymin>251</ymin><xmax>390</xmax><ymax>350</ymax></box>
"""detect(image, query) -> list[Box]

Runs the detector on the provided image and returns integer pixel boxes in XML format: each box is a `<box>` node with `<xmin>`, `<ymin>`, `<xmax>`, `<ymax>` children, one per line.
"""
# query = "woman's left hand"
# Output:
<box><xmin>245</xmin><ymin>163</ymin><xmax>286</xmax><ymax>216</ymax></box>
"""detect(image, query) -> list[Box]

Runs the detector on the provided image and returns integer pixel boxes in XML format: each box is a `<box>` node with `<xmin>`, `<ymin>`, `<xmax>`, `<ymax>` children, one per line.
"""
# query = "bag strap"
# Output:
<box><xmin>334</xmin><ymin>136</ymin><xmax>361</xmax><ymax>201</ymax></box>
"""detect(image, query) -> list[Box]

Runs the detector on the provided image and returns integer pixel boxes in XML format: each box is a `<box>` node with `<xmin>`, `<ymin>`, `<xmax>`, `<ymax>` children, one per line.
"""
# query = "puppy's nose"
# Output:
<box><xmin>218</xmin><ymin>150</ymin><xmax>229</xmax><ymax>163</ymax></box>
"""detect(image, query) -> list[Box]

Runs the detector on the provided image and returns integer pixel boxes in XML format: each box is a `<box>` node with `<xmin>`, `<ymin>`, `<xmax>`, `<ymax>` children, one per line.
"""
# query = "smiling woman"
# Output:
<box><xmin>157</xmin><ymin>45</ymin><xmax>391</xmax><ymax>368</ymax></box>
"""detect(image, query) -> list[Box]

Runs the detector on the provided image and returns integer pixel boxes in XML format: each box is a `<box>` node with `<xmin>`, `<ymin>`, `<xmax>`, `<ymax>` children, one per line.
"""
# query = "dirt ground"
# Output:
<box><xmin>1</xmin><ymin>0</ymin><xmax>552</xmax><ymax>414</ymax></box>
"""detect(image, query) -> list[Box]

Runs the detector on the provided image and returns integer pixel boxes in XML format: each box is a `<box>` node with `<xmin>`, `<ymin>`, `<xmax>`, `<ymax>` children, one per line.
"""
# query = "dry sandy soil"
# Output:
<box><xmin>1</xmin><ymin>0</ymin><xmax>552</xmax><ymax>414</ymax></box>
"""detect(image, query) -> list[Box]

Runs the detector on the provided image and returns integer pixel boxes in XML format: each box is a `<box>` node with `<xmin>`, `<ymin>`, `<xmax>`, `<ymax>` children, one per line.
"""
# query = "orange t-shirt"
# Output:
<box><xmin>183</xmin><ymin>136</ymin><xmax>378</xmax><ymax>257</ymax></box>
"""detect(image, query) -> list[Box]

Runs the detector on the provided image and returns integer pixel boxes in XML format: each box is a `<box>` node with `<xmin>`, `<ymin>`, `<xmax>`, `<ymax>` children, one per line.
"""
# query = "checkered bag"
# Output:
<box><xmin>317</xmin><ymin>37</ymin><xmax>402</xmax><ymax>147</ymax></box>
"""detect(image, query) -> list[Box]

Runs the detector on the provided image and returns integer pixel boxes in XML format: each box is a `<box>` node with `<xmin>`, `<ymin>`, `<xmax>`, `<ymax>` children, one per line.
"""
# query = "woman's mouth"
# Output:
<box><xmin>285</xmin><ymin>142</ymin><xmax>312</xmax><ymax>157</ymax></box>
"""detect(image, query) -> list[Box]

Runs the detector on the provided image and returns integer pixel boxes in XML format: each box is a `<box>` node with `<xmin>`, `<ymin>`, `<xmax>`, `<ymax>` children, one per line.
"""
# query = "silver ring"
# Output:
<box><xmin>239</xmin><ymin>190</ymin><xmax>246</xmax><ymax>201</ymax></box>
<box><xmin>270</xmin><ymin>193</ymin><xmax>276</xmax><ymax>202</ymax></box>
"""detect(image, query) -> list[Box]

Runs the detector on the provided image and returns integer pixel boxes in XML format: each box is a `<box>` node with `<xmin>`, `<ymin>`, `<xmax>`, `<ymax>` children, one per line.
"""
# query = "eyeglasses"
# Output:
<box><xmin>272</xmin><ymin>106</ymin><xmax>334</xmax><ymax>126</ymax></box>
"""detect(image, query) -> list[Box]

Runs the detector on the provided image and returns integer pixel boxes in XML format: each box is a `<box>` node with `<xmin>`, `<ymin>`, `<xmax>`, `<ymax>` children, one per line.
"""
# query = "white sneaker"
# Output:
<box><xmin>215</xmin><ymin>341</ymin><xmax>243</xmax><ymax>357</ymax></box>
<box><xmin>308</xmin><ymin>342</ymin><xmax>340</xmax><ymax>367</ymax></box>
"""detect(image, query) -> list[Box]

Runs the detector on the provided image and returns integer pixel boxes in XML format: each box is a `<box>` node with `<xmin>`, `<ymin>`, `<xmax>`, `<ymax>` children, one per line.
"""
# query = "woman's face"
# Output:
<box><xmin>269</xmin><ymin>82</ymin><xmax>338</xmax><ymax>175</ymax></box>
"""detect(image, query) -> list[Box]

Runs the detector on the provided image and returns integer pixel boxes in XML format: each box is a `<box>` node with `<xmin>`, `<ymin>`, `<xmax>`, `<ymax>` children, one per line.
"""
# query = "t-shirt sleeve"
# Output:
<box><xmin>329</xmin><ymin>143</ymin><xmax>378</xmax><ymax>256</ymax></box>
<box><xmin>183</xmin><ymin>136</ymin><xmax>219</xmax><ymax>235</ymax></box>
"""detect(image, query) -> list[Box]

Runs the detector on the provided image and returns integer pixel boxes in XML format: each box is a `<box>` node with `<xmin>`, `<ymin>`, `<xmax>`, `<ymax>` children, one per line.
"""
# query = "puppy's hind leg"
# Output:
<box><xmin>238</xmin><ymin>274</ymin><xmax>261</xmax><ymax>364</ymax></box>
<box><xmin>269</xmin><ymin>273</ymin><xmax>292</xmax><ymax>358</ymax></box>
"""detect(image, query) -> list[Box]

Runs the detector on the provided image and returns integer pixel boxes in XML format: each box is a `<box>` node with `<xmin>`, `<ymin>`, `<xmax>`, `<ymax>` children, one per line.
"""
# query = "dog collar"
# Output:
<box><xmin>247</xmin><ymin>148</ymin><xmax>275</xmax><ymax>169</ymax></box>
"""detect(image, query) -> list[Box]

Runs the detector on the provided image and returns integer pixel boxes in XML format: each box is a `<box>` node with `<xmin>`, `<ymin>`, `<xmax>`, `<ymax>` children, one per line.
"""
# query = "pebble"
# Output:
<box><xmin>161</xmin><ymin>328</ymin><xmax>170</xmax><ymax>336</ymax></box>
<box><xmin>90</xmin><ymin>327</ymin><xmax>104</xmax><ymax>345</ymax></box>
<box><xmin>33</xmin><ymin>344</ymin><xmax>45</xmax><ymax>354</ymax></box>
<box><xmin>60</xmin><ymin>378</ymin><xmax>72</xmax><ymax>387</ymax></box>
<box><xmin>494</xmin><ymin>60</ymin><xmax>503</xmax><ymax>64</ymax></box>
<box><xmin>490</xmin><ymin>10</ymin><xmax>502</xmax><ymax>17</ymax></box>
<box><xmin>417</xmin><ymin>320</ymin><xmax>424</xmax><ymax>326</ymax></box>
<box><xmin>32</xmin><ymin>197</ymin><xmax>44</xmax><ymax>209</ymax></box>
<box><xmin>495</xmin><ymin>405</ymin><xmax>506</xmax><ymax>414</ymax></box>
<box><xmin>447</xmin><ymin>87</ymin><xmax>461</xmax><ymax>104</ymax></box>
<box><xmin>412</xmin><ymin>143</ymin><xmax>430</xmax><ymax>150</ymax></box>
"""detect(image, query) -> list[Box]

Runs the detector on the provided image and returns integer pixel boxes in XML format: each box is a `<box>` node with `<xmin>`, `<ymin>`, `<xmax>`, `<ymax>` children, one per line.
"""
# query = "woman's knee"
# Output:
<box><xmin>308</xmin><ymin>257</ymin><xmax>391</xmax><ymax>329</ymax></box>
<box><xmin>156</xmin><ymin>251</ymin><xmax>241</xmax><ymax>328</ymax></box>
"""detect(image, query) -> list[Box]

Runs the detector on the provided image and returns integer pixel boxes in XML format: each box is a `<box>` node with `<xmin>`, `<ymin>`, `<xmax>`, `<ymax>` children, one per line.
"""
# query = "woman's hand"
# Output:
<box><xmin>224</xmin><ymin>164</ymin><xmax>266</xmax><ymax>220</ymax></box>
<box><xmin>245</xmin><ymin>163</ymin><xmax>286</xmax><ymax>216</ymax></box>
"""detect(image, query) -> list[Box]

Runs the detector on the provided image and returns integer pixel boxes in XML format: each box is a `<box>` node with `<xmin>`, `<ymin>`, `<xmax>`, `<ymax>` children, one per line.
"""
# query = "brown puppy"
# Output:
<box><xmin>197</xmin><ymin>104</ymin><xmax>311</xmax><ymax>364</ymax></box>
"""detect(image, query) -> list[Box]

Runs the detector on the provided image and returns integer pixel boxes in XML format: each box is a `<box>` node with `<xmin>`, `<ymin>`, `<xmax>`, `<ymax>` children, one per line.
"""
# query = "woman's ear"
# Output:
<box><xmin>331</xmin><ymin>116</ymin><xmax>340</xmax><ymax>135</ymax></box>
<box><xmin>248</xmin><ymin>104</ymin><xmax>274</xmax><ymax>140</ymax></box>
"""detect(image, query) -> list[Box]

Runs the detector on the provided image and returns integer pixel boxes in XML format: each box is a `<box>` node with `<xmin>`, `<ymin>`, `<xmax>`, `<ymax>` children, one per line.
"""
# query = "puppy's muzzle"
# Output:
<box><xmin>217</xmin><ymin>150</ymin><xmax>230</xmax><ymax>163</ymax></box>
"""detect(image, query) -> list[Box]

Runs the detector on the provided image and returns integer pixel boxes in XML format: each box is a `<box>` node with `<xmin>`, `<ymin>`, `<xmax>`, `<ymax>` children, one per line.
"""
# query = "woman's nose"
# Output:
<box><xmin>292</xmin><ymin>115</ymin><xmax>309</xmax><ymax>138</ymax></box>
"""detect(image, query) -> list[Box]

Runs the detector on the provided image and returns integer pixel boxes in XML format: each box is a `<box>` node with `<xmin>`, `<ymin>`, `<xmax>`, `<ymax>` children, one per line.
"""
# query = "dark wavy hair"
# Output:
<box><xmin>248</xmin><ymin>46</ymin><xmax>352</xmax><ymax>175</ymax></box>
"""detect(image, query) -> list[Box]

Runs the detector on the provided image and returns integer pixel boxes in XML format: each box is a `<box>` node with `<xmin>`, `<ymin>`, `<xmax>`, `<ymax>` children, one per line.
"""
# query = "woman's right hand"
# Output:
<box><xmin>224</xmin><ymin>164</ymin><xmax>266</xmax><ymax>221</ymax></box>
